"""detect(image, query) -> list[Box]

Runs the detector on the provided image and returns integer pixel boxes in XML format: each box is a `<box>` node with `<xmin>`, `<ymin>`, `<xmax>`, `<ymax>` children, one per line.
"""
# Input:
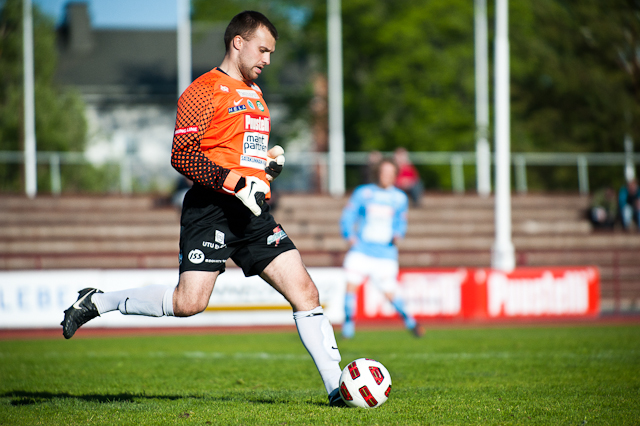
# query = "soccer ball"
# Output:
<box><xmin>338</xmin><ymin>358</ymin><xmax>392</xmax><ymax>408</ymax></box>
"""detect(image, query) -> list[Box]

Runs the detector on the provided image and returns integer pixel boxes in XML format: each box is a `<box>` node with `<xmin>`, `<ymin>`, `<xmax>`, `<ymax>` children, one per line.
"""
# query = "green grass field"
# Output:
<box><xmin>1</xmin><ymin>324</ymin><xmax>639</xmax><ymax>425</ymax></box>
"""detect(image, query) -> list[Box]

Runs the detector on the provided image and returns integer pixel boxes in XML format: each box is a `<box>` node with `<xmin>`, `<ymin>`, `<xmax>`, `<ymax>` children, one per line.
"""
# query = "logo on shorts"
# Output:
<box><xmin>188</xmin><ymin>249</ymin><xmax>205</xmax><ymax>264</ymax></box>
<box><xmin>215</xmin><ymin>230</ymin><xmax>225</xmax><ymax>245</ymax></box>
<box><xmin>267</xmin><ymin>226</ymin><xmax>288</xmax><ymax>246</ymax></box>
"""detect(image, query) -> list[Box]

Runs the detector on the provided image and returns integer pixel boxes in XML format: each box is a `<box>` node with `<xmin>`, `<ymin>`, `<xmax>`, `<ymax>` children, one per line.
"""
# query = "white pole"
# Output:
<box><xmin>475</xmin><ymin>0</ymin><xmax>491</xmax><ymax>196</ymax></box>
<box><xmin>624</xmin><ymin>134</ymin><xmax>635</xmax><ymax>182</ymax></box>
<box><xmin>491</xmin><ymin>0</ymin><xmax>515</xmax><ymax>272</ymax></box>
<box><xmin>23</xmin><ymin>0</ymin><xmax>37</xmax><ymax>198</ymax></box>
<box><xmin>177</xmin><ymin>0</ymin><xmax>192</xmax><ymax>97</ymax></box>
<box><xmin>327</xmin><ymin>0</ymin><xmax>345</xmax><ymax>196</ymax></box>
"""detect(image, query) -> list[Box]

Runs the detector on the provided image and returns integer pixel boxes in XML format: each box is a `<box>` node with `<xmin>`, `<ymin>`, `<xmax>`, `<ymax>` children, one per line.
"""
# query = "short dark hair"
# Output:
<box><xmin>224</xmin><ymin>11</ymin><xmax>278</xmax><ymax>53</ymax></box>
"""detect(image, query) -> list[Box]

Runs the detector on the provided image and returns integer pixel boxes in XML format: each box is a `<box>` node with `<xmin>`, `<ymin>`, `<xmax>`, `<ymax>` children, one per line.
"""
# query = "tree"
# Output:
<box><xmin>194</xmin><ymin>0</ymin><xmax>640</xmax><ymax>192</ymax></box>
<box><xmin>0</xmin><ymin>0</ymin><xmax>87</xmax><ymax>192</ymax></box>
<box><xmin>302</xmin><ymin>0</ymin><xmax>476</xmax><ymax>188</ymax></box>
<box><xmin>509</xmin><ymin>0</ymin><xmax>640</xmax><ymax>191</ymax></box>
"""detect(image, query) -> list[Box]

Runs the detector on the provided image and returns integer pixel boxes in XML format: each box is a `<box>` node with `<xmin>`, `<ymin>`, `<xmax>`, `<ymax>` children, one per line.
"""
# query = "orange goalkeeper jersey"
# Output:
<box><xmin>170</xmin><ymin>68</ymin><xmax>271</xmax><ymax>195</ymax></box>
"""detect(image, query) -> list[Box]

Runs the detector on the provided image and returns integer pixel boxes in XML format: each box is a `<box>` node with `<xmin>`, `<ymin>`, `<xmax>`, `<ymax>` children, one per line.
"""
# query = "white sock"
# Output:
<box><xmin>92</xmin><ymin>285</ymin><xmax>175</xmax><ymax>317</ymax></box>
<box><xmin>294</xmin><ymin>306</ymin><xmax>342</xmax><ymax>395</ymax></box>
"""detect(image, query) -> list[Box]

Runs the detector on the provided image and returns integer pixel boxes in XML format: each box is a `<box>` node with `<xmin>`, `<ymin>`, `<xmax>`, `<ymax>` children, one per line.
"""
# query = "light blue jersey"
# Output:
<box><xmin>340</xmin><ymin>183</ymin><xmax>408</xmax><ymax>260</ymax></box>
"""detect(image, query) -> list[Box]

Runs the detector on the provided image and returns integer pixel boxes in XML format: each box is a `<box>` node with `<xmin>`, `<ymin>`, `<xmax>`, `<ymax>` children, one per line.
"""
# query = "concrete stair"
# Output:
<box><xmin>1</xmin><ymin>192</ymin><xmax>638</xmax><ymax>312</ymax></box>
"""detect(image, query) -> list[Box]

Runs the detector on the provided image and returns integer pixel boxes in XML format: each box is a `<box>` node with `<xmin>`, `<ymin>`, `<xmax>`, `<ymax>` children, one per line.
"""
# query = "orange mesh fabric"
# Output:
<box><xmin>170</xmin><ymin>68</ymin><xmax>271</xmax><ymax>193</ymax></box>
<box><xmin>171</xmin><ymin>72</ymin><xmax>229</xmax><ymax>190</ymax></box>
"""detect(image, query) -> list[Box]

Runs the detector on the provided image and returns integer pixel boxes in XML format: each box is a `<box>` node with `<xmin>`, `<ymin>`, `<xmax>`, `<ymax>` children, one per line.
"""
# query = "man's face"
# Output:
<box><xmin>378</xmin><ymin>162</ymin><xmax>397</xmax><ymax>189</ymax></box>
<box><xmin>237</xmin><ymin>26</ymin><xmax>276</xmax><ymax>82</ymax></box>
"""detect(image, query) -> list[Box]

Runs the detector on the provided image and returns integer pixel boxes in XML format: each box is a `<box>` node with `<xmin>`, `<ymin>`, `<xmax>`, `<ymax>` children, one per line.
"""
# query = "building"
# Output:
<box><xmin>54</xmin><ymin>3</ymin><xmax>309</xmax><ymax>192</ymax></box>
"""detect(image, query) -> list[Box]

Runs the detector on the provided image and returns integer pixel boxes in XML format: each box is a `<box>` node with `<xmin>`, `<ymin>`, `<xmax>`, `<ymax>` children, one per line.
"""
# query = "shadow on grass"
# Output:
<box><xmin>2</xmin><ymin>390</ymin><xmax>312</xmax><ymax>407</ymax></box>
<box><xmin>3</xmin><ymin>390</ymin><xmax>211</xmax><ymax>406</ymax></box>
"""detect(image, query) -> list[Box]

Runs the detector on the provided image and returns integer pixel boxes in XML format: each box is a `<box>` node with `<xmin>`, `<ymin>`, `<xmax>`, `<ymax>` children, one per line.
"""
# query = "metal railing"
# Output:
<box><xmin>1</xmin><ymin>150</ymin><xmax>637</xmax><ymax>195</ymax></box>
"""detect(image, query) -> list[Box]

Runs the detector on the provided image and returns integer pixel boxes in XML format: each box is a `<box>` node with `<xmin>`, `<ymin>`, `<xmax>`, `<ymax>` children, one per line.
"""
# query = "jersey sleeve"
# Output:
<box><xmin>170</xmin><ymin>80</ymin><xmax>231</xmax><ymax>190</ymax></box>
<box><xmin>340</xmin><ymin>187</ymin><xmax>364</xmax><ymax>239</ymax></box>
<box><xmin>393</xmin><ymin>191</ymin><xmax>409</xmax><ymax>239</ymax></box>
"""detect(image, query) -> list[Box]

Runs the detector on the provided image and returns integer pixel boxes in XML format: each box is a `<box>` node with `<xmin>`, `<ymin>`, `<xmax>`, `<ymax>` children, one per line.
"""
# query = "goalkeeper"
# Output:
<box><xmin>61</xmin><ymin>11</ymin><xmax>346</xmax><ymax>407</ymax></box>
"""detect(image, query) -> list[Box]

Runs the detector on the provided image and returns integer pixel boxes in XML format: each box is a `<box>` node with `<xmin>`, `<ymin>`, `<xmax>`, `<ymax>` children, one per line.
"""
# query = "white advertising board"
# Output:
<box><xmin>0</xmin><ymin>268</ymin><xmax>346</xmax><ymax>329</ymax></box>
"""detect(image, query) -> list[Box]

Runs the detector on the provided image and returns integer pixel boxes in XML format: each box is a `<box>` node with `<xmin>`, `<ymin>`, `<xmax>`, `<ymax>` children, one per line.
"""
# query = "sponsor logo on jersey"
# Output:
<box><xmin>220</xmin><ymin>85</ymin><xmax>229</xmax><ymax>93</ymax></box>
<box><xmin>188</xmin><ymin>249</ymin><xmax>205</xmax><ymax>264</ymax></box>
<box><xmin>236</xmin><ymin>89</ymin><xmax>260</xmax><ymax>99</ymax></box>
<box><xmin>243</xmin><ymin>132</ymin><xmax>268</xmax><ymax>156</ymax></box>
<box><xmin>256</xmin><ymin>101</ymin><xmax>265</xmax><ymax>111</ymax></box>
<box><xmin>215</xmin><ymin>230</ymin><xmax>225</xmax><ymax>245</ymax></box>
<box><xmin>240</xmin><ymin>155</ymin><xmax>267</xmax><ymax>169</ymax></box>
<box><xmin>233</xmin><ymin>98</ymin><xmax>243</xmax><ymax>106</ymax></box>
<box><xmin>244</xmin><ymin>114</ymin><xmax>270</xmax><ymax>133</ymax></box>
<box><xmin>174</xmin><ymin>126</ymin><xmax>198</xmax><ymax>135</ymax></box>
<box><xmin>228</xmin><ymin>105</ymin><xmax>247</xmax><ymax>114</ymax></box>
<box><xmin>267</xmin><ymin>226</ymin><xmax>288</xmax><ymax>246</ymax></box>
<box><xmin>247</xmin><ymin>100</ymin><xmax>255</xmax><ymax>109</ymax></box>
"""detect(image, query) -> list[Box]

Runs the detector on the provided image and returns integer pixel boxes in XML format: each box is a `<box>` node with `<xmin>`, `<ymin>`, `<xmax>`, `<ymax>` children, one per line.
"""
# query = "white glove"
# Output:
<box><xmin>235</xmin><ymin>176</ymin><xmax>270</xmax><ymax>216</ymax></box>
<box><xmin>265</xmin><ymin>145</ymin><xmax>285</xmax><ymax>182</ymax></box>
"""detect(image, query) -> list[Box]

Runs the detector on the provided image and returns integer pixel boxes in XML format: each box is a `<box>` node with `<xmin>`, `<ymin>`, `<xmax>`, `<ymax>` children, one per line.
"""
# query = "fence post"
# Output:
<box><xmin>577</xmin><ymin>155</ymin><xmax>589</xmax><ymax>195</ymax></box>
<box><xmin>514</xmin><ymin>155</ymin><xmax>527</xmax><ymax>194</ymax></box>
<box><xmin>50</xmin><ymin>153</ymin><xmax>61</xmax><ymax>196</ymax></box>
<box><xmin>451</xmin><ymin>155</ymin><xmax>465</xmax><ymax>193</ymax></box>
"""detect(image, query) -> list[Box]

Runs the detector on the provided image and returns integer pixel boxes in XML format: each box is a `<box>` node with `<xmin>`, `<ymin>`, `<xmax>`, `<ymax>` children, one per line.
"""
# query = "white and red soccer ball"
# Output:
<box><xmin>338</xmin><ymin>358</ymin><xmax>392</xmax><ymax>408</ymax></box>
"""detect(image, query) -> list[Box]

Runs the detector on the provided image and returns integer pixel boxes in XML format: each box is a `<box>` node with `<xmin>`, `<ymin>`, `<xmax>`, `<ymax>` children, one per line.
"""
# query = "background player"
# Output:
<box><xmin>340</xmin><ymin>157</ymin><xmax>424</xmax><ymax>339</ymax></box>
<box><xmin>61</xmin><ymin>11</ymin><xmax>346</xmax><ymax>407</ymax></box>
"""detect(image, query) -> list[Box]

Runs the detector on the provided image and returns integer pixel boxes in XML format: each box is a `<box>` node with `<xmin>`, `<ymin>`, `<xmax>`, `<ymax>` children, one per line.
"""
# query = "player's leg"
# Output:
<box><xmin>61</xmin><ymin>283</ymin><xmax>177</xmax><ymax>339</ymax></box>
<box><xmin>172</xmin><ymin>271</ymin><xmax>219</xmax><ymax>316</ymax></box>
<box><xmin>342</xmin><ymin>251</ymin><xmax>369</xmax><ymax>339</ymax></box>
<box><xmin>61</xmin><ymin>271</ymin><xmax>219</xmax><ymax>339</ymax></box>
<box><xmin>342</xmin><ymin>282</ymin><xmax>359</xmax><ymax>339</ymax></box>
<box><xmin>374</xmin><ymin>258</ymin><xmax>424</xmax><ymax>337</ymax></box>
<box><xmin>93</xmin><ymin>270</ymin><xmax>218</xmax><ymax>317</ymax></box>
<box><xmin>259</xmin><ymin>250</ymin><xmax>343</xmax><ymax>403</ymax></box>
<box><xmin>383</xmin><ymin>290</ymin><xmax>424</xmax><ymax>337</ymax></box>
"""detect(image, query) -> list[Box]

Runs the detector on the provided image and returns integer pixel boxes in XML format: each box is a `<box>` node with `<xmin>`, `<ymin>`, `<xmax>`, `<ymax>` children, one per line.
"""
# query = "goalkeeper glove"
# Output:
<box><xmin>265</xmin><ymin>145</ymin><xmax>285</xmax><ymax>182</ymax></box>
<box><xmin>223</xmin><ymin>171</ymin><xmax>270</xmax><ymax>216</ymax></box>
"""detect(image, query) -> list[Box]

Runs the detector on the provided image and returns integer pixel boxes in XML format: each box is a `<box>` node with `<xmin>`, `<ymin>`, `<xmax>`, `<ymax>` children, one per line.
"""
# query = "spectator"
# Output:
<box><xmin>360</xmin><ymin>150</ymin><xmax>382</xmax><ymax>184</ymax></box>
<box><xmin>393</xmin><ymin>147</ymin><xmax>423</xmax><ymax>206</ymax></box>
<box><xmin>340</xmin><ymin>158</ymin><xmax>424</xmax><ymax>339</ymax></box>
<box><xmin>618</xmin><ymin>178</ymin><xmax>640</xmax><ymax>231</ymax></box>
<box><xmin>589</xmin><ymin>186</ymin><xmax>616</xmax><ymax>230</ymax></box>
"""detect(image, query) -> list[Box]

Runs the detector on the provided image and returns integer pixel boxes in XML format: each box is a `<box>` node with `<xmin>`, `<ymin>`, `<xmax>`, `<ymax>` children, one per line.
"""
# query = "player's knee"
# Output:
<box><xmin>290</xmin><ymin>281</ymin><xmax>320</xmax><ymax>311</ymax></box>
<box><xmin>173</xmin><ymin>297</ymin><xmax>208</xmax><ymax>317</ymax></box>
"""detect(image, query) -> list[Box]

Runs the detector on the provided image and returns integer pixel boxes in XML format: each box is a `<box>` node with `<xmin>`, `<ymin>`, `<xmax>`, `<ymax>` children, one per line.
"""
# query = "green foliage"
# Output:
<box><xmin>509</xmin><ymin>0</ymin><xmax>640</xmax><ymax>190</ymax></box>
<box><xmin>0</xmin><ymin>0</ymin><xmax>88</xmax><ymax>192</ymax></box>
<box><xmin>175</xmin><ymin>1</ymin><xmax>640</xmax><ymax>192</ymax></box>
<box><xmin>0</xmin><ymin>325</ymin><xmax>639</xmax><ymax>425</ymax></box>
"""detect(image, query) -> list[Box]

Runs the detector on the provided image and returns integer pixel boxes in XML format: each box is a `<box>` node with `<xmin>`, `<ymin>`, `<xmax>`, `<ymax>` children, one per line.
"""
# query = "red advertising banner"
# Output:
<box><xmin>474</xmin><ymin>266</ymin><xmax>600</xmax><ymax>319</ymax></box>
<box><xmin>355</xmin><ymin>266</ymin><xmax>600</xmax><ymax>321</ymax></box>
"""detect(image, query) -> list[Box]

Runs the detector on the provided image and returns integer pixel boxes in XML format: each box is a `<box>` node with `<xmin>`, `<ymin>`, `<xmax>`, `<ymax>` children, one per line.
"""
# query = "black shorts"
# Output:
<box><xmin>179</xmin><ymin>185</ymin><xmax>296</xmax><ymax>276</ymax></box>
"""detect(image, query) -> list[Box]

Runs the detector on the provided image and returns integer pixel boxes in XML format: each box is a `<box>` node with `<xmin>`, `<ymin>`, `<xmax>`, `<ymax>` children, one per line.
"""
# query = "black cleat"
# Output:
<box><xmin>61</xmin><ymin>288</ymin><xmax>103</xmax><ymax>339</ymax></box>
<box><xmin>328</xmin><ymin>387</ymin><xmax>348</xmax><ymax>407</ymax></box>
<box><xmin>411</xmin><ymin>323</ymin><xmax>425</xmax><ymax>338</ymax></box>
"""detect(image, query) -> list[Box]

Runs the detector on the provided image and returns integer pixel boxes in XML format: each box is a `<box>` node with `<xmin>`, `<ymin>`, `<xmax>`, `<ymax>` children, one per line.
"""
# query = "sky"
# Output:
<box><xmin>34</xmin><ymin>0</ymin><xmax>179</xmax><ymax>28</ymax></box>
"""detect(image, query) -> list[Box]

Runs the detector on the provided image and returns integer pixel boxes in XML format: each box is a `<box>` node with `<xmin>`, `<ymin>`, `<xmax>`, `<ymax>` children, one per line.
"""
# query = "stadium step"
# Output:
<box><xmin>0</xmin><ymin>192</ymin><xmax>637</xmax><ymax>312</ymax></box>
